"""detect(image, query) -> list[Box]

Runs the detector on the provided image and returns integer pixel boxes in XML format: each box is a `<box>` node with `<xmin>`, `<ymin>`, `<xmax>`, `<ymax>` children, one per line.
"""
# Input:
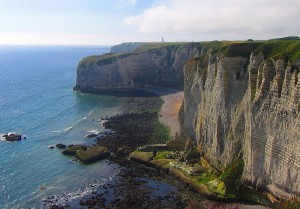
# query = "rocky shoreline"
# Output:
<box><xmin>46</xmin><ymin>93</ymin><xmax>273</xmax><ymax>209</ymax></box>
<box><xmin>45</xmin><ymin>95</ymin><xmax>202</xmax><ymax>209</ymax></box>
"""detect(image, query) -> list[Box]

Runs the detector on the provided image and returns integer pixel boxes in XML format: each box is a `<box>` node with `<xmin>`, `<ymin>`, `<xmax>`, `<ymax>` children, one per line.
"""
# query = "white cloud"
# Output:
<box><xmin>124</xmin><ymin>0</ymin><xmax>300</xmax><ymax>41</ymax></box>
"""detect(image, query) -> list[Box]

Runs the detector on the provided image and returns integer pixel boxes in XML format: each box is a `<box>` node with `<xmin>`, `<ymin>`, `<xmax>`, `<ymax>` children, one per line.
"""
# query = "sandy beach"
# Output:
<box><xmin>144</xmin><ymin>88</ymin><xmax>184</xmax><ymax>138</ymax></box>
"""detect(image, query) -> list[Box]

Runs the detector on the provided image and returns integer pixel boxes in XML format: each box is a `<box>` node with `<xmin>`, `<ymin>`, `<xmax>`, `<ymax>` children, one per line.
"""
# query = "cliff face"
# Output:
<box><xmin>182</xmin><ymin>42</ymin><xmax>300</xmax><ymax>198</ymax></box>
<box><xmin>75</xmin><ymin>43</ymin><xmax>199</xmax><ymax>93</ymax></box>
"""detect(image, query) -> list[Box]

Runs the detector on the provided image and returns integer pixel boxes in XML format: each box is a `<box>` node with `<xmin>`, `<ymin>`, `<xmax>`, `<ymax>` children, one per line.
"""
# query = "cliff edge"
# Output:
<box><xmin>182</xmin><ymin>41</ymin><xmax>300</xmax><ymax>199</ymax></box>
<box><xmin>110</xmin><ymin>42</ymin><xmax>147</xmax><ymax>53</ymax></box>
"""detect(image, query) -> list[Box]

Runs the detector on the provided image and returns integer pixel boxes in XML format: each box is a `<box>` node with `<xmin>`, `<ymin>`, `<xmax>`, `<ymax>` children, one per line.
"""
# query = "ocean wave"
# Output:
<box><xmin>50</xmin><ymin>130</ymin><xmax>61</xmax><ymax>133</ymax></box>
<box><xmin>50</xmin><ymin>115</ymin><xmax>89</xmax><ymax>134</ymax></box>
<box><xmin>87</xmin><ymin>129</ymin><xmax>99</xmax><ymax>134</ymax></box>
<box><xmin>63</xmin><ymin>125</ymin><xmax>73</xmax><ymax>132</ymax></box>
<box><xmin>87</xmin><ymin>109</ymin><xmax>94</xmax><ymax>117</ymax></box>
<box><xmin>0</xmin><ymin>134</ymin><xmax>5</xmax><ymax>141</ymax></box>
<box><xmin>40</xmin><ymin>167</ymin><xmax>120</xmax><ymax>206</ymax></box>
<box><xmin>41</xmin><ymin>178</ymin><xmax>115</xmax><ymax>208</ymax></box>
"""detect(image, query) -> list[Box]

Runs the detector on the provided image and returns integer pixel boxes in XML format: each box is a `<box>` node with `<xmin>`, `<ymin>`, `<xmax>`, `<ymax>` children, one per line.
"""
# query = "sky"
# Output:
<box><xmin>0</xmin><ymin>0</ymin><xmax>299</xmax><ymax>45</ymax></box>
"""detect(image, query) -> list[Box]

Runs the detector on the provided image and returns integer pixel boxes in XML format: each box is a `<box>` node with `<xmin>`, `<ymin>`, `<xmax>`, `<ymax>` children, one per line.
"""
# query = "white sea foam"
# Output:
<box><xmin>63</xmin><ymin>126</ymin><xmax>73</xmax><ymax>132</ymax></box>
<box><xmin>0</xmin><ymin>134</ymin><xmax>4</xmax><ymax>141</ymax></box>
<box><xmin>87</xmin><ymin>110</ymin><xmax>94</xmax><ymax>117</ymax></box>
<box><xmin>41</xmin><ymin>182</ymin><xmax>104</xmax><ymax>208</ymax></box>
<box><xmin>50</xmin><ymin>130</ymin><xmax>61</xmax><ymax>133</ymax></box>
<box><xmin>51</xmin><ymin>115</ymin><xmax>89</xmax><ymax>134</ymax></box>
<box><xmin>87</xmin><ymin>129</ymin><xmax>98</xmax><ymax>133</ymax></box>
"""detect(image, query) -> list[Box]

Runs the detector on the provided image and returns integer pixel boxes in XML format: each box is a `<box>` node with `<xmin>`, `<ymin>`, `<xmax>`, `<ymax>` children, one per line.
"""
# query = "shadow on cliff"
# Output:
<box><xmin>73</xmin><ymin>87</ymin><xmax>183</xmax><ymax>97</ymax></box>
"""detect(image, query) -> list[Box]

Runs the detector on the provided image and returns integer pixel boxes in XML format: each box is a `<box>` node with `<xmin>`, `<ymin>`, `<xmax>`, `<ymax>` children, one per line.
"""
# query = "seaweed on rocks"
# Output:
<box><xmin>96</xmin><ymin>96</ymin><xmax>170</xmax><ymax>154</ymax></box>
<box><xmin>97</xmin><ymin>112</ymin><xmax>163</xmax><ymax>151</ymax></box>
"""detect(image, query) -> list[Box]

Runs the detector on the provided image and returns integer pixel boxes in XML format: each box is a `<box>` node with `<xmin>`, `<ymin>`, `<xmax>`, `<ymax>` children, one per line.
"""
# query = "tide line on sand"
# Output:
<box><xmin>144</xmin><ymin>87</ymin><xmax>184</xmax><ymax>138</ymax></box>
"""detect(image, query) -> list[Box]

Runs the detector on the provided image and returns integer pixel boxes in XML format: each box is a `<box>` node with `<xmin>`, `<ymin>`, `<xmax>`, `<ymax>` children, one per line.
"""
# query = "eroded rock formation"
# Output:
<box><xmin>182</xmin><ymin>43</ymin><xmax>300</xmax><ymax>199</ymax></box>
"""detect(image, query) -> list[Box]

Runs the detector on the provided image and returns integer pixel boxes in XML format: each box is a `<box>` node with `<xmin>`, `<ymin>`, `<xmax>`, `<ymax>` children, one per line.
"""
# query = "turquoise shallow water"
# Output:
<box><xmin>0</xmin><ymin>46</ymin><xmax>125</xmax><ymax>208</ymax></box>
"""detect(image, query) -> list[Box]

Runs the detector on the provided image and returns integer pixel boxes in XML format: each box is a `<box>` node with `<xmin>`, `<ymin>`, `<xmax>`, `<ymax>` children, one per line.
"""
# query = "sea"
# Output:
<box><xmin>0</xmin><ymin>45</ymin><xmax>126</xmax><ymax>208</ymax></box>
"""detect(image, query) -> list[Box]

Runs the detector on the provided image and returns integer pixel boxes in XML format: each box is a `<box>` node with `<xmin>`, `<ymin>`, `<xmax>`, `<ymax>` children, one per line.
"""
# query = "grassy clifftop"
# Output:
<box><xmin>78</xmin><ymin>42</ymin><xmax>191</xmax><ymax>67</ymax></box>
<box><xmin>78</xmin><ymin>40</ymin><xmax>300</xmax><ymax>69</ymax></box>
<box><xmin>252</xmin><ymin>41</ymin><xmax>300</xmax><ymax>62</ymax></box>
<box><xmin>199</xmin><ymin>40</ymin><xmax>300</xmax><ymax>62</ymax></box>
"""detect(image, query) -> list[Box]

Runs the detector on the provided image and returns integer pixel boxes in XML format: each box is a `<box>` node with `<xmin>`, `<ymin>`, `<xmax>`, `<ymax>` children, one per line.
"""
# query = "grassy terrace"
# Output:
<box><xmin>252</xmin><ymin>41</ymin><xmax>300</xmax><ymax>62</ymax></box>
<box><xmin>78</xmin><ymin>40</ymin><xmax>300</xmax><ymax>68</ymax></box>
<box><xmin>78</xmin><ymin>42</ymin><xmax>192</xmax><ymax>67</ymax></box>
<box><xmin>134</xmin><ymin>42</ymin><xmax>188</xmax><ymax>52</ymax></box>
<box><xmin>201</xmin><ymin>40</ymin><xmax>300</xmax><ymax>62</ymax></box>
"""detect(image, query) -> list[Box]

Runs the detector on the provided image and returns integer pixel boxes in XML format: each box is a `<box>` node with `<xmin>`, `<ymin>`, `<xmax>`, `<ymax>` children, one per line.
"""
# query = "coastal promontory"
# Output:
<box><xmin>74</xmin><ymin>40</ymin><xmax>300</xmax><ymax>203</ymax></box>
<box><xmin>74</xmin><ymin>42</ymin><xmax>199</xmax><ymax>94</ymax></box>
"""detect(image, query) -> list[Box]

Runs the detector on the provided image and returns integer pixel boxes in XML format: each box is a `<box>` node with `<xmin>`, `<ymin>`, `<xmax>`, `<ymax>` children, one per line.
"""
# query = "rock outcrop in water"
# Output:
<box><xmin>2</xmin><ymin>133</ymin><xmax>22</xmax><ymax>141</ymax></box>
<box><xmin>62</xmin><ymin>145</ymin><xmax>109</xmax><ymax>164</ymax></box>
<box><xmin>75</xmin><ymin>40</ymin><xmax>300</xmax><ymax>200</ymax></box>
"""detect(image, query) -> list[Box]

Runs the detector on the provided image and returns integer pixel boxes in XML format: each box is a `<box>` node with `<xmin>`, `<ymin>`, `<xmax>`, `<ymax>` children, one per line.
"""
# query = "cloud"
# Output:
<box><xmin>124</xmin><ymin>0</ymin><xmax>300</xmax><ymax>41</ymax></box>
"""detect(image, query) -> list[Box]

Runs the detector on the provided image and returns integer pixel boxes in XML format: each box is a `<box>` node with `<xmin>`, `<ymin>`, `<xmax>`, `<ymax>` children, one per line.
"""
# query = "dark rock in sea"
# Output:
<box><xmin>62</xmin><ymin>144</ymin><xmax>109</xmax><ymax>163</ymax></box>
<box><xmin>85</xmin><ymin>133</ymin><xmax>98</xmax><ymax>138</ymax></box>
<box><xmin>49</xmin><ymin>146</ymin><xmax>54</xmax><ymax>149</ymax></box>
<box><xmin>116</xmin><ymin>147</ymin><xmax>126</xmax><ymax>157</ymax></box>
<box><xmin>3</xmin><ymin>133</ymin><xmax>22</xmax><ymax>141</ymax></box>
<box><xmin>62</xmin><ymin>145</ymin><xmax>87</xmax><ymax>156</ymax></box>
<box><xmin>115</xmin><ymin>146</ymin><xmax>132</xmax><ymax>157</ymax></box>
<box><xmin>76</xmin><ymin>146</ymin><xmax>110</xmax><ymax>164</ymax></box>
<box><xmin>56</xmin><ymin>143</ymin><xmax>66</xmax><ymax>149</ymax></box>
<box><xmin>49</xmin><ymin>205</ymin><xmax>64</xmax><ymax>209</ymax></box>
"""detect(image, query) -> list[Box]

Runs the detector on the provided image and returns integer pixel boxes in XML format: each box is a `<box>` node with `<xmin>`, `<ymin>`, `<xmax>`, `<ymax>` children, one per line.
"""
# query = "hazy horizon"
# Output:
<box><xmin>0</xmin><ymin>0</ymin><xmax>299</xmax><ymax>45</ymax></box>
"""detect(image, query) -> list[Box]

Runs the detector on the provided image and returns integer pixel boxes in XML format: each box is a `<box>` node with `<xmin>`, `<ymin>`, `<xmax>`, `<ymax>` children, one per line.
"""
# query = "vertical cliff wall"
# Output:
<box><xmin>182</xmin><ymin>42</ymin><xmax>300</xmax><ymax>199</ymax></box>
<box><xmin>74</xmin><ymin>43</ymin><xmax>199</xmax><ymax>93</ymax></box>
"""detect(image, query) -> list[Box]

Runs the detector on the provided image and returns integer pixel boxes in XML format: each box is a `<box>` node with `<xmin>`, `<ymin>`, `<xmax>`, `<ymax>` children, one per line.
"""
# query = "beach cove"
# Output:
<box><xmin>1</xmin><ymin>43</ymin><xmax>296</xmax><ymax>209</ymax></box>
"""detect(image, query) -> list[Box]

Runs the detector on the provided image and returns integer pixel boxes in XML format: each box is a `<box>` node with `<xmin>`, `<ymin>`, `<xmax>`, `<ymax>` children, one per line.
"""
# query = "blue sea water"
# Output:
<box><xmin>0</xmin><ymin>46</ymin><xmax>125</xmax><ymax>208</ymax></box>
